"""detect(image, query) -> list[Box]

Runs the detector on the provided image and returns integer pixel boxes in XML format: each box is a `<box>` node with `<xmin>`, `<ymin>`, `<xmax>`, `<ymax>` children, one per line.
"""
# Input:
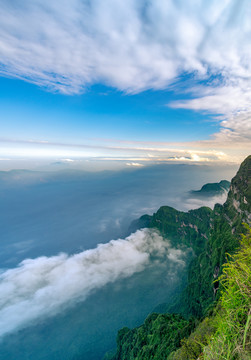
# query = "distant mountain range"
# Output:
<box><xmin>105</xmin><ymin>155</ymin><xmax>251</xmax><ymax>360</ymax></box>
<box><xmin>189</xmin><ymin>179</ymin><xmax>230</xmax><ymax>197</ymax></box>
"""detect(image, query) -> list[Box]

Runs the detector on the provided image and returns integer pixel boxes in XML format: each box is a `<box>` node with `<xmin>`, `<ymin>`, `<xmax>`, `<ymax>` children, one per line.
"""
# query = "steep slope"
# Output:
<box><xmin>130</xmin><ymin>206</ymin><xmax>213</xmax><ymax>256</ymax></box>
<box><xmin>106</xmin><ymin>155</ymin><xmax>251</xmax><ymax>360</ymax></box>
<box><xmin>168</xmin><ymin>226</ymin><xmax>251</xmax><ymax>360</ymax></box>
<box><xmin>202</xmin><ymin>227</ymin><xmax>251</xmax><ymax>360</ymax></box>
<box><xmin>175</xmin><ymin>155</ymin><xmax>251</xmax><ymax>318</ymax></box>
<box><xmin>106</xmin><ymin>314</ymin><xmax>194</xmax><ymax>360</ymax></box>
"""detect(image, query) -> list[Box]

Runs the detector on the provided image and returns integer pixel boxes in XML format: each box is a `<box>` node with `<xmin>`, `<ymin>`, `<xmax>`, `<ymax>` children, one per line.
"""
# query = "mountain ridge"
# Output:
<box><xmin>190</xmin><ymin>180</ymin><xmax>230</xmax><ymax>196</ymax></box>
<box><xmin>104</xmin><ymin>155</ymin><xmax>251</xmax><ymax>360</ymax></box>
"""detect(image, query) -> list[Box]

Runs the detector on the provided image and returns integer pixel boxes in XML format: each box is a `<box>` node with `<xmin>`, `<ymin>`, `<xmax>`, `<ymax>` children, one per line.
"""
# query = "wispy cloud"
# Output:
<box><xmin>0</xmin><ymin>0</ymin><xmax>250</xmax><ymax>96</ymax></box>
<box><xmin>169</xmin><ymin>86</ymin><xmax>251</xmax><ymax>146</ymax></box>
<box><xmin>0</xmin><ymin>137</ymin><xmax>234</xmax><ymax>164</ymax></box>
<box><xmin>0</xmin><ymin>1</ymin><xmax>250</xmax><ymax>164</ymax></box>
<box><xmin>126</xmin><ymin>162</ymin><xmax>144</xmax><ymax>167</ymax></box>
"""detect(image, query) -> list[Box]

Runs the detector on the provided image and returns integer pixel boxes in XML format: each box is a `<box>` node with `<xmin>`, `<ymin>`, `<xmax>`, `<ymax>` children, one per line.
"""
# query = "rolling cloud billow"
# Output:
<box><xmin>0</xmin><ymin>229</ymin><xmax>186</xmax><ymax>339</ymax></box>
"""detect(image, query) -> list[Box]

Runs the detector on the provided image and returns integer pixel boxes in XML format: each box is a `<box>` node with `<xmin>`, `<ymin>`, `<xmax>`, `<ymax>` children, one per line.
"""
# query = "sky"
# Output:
<box><xmin>0</xmin><ymin>0</ymin><xmax>251</xmax><ymax>170</ymax></box>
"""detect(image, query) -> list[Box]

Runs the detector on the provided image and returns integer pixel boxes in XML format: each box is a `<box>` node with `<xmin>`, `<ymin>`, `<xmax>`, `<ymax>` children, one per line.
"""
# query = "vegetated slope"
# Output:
<box><xmin>203</xmin><ymin>226</ymin><xmax>251</xmax><ymax>360</ymax></box>
<box><xmin>105</xmin><ymin>155</ymin><xmax>251</xmax><ymax>360</ymax></box>
<box><xmin>130</xmin><ymin>205</ymin><xmax>213</xmax><ymax>256</ymax></box>
<box><xmin>168</xmin><ymin>226</ymin><xmax>251</xmax><ymax>360</ymax></box>
<box><xmin>104</xmin><ymin>314</ymin><xmax>195</xmax><ymax>360</ymax></box>
<box><xmin>190</xmin><ymin>180</ymin><xmax>230</xmax><ymax>196</ymax></box>
<box><xmin>174</xmin><ymin>155</ymin><xmax>251</xmax><ymax>318</ymax></box>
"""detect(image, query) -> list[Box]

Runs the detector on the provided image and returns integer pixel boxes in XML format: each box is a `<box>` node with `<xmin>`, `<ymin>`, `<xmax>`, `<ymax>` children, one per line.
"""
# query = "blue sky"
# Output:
<box><xmin>0</xmin><ymin>77</ymin><xmax>217</xmax><ymax>142</ymax></box>
<box><xmin>0</xmin><ymin>0</ymin><xmax>250</xmax><ymax>170</ymax></box>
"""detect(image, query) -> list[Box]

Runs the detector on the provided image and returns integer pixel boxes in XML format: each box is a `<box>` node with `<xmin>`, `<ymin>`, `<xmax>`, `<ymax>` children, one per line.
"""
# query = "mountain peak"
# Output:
<box><xmin>190</xmin><ymin>180</ymin><xmax>230</xmax><ymax>197</ymax></box>
<box><xmin>225</xmin><ymin>155</ymin><xmax>251</xmax><ymax>223</ymax></box>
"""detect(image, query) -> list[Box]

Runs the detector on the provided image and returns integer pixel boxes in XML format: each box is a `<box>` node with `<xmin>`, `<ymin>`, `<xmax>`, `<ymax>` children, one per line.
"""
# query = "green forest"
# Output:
<box><xmin>105</xmin><ymin>155</ymin><xmax>251</xmax><ymax>360</ymax></box>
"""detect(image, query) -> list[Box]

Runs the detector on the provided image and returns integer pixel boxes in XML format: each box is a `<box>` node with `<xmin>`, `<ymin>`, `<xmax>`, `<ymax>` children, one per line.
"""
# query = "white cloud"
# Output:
<box><xmin>169</xmin><ymin>85</ymin><xmax>251</xmax><ymax>116</ymax></box>
<box><xmin>0</xmin><ymin>1</ymin><xmax>250</xmax><ymax>160</ymax></box>
<box><xmin>0</xmin><ymin>229</ymin><xmax>186</xmax><ymax>338</ymax></box>
<box><xmin>0</xmin><ymin>0</ymin><xmax>250</xmax><ymax>96</ymax></box>
<box><xmin>169</xmin><ymin>85</ymin><xmax>251</xmax><ymax>145</ymax></box>
<box><xmin>0</xmin><ymin>138</ymin><xmax>233</xmax><ymax>164</ymax></box>
<box><xmin>61</xmin><ymin>158</ymin><xmax>76</xmax><ymax>162</ymax></box>
<box><xmin>0</xmin><ymin>135</ymin><xmax>249</xmax><ymax>167</ymax></box>
<box><xmin>213</xmin><ymin>111</ymin><xmax>251</xmax><ymax>143</ymax></box>
<box><xmin>126</xmin><ymin>162</ymin><xmax>144</xmax><ymax>167</ymax></box>
<box><xmin>183</xmin><ymin>191</ymin><xmax>229</xmax><ymax>211</ymax></box>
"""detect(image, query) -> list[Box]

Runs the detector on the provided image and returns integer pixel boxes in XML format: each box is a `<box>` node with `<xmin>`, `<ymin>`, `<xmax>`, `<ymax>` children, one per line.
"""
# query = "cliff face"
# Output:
<box><xmin>179</xmin><ymin>155</ymin><xmax>251</xmax><ymax>318</ymax></box>
<box><xmin>106</xmin><ymin>155</ymin><xmax>251</xmax><ymax>360</ymax></box>
<box><xmin>130</xmin><ymin>205</ymin><xmax>213</xmax><ymax>256</ymax></box>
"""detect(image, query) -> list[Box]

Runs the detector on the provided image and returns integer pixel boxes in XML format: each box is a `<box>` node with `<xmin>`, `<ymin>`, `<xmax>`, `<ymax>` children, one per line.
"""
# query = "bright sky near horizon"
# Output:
<box><xmin>0</xmin><ymin>0</ymin><xmax>250</xmax><ymax>170</ymax></box>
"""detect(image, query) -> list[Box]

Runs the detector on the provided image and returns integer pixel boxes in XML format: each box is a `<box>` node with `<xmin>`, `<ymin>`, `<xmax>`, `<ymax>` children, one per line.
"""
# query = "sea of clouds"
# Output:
<box><xmin>183</xmin><ymin>190</ymin><xmax>229</xmax><ymax>211</ymax></box>
<box><xmin>0</xmin><ymin>229</ymin><xmax>186</xmax><ymax>339</ymax></box>
<box><xmin>0</xmin><ymin>163</ymin><xmax>237</xmax><ymax>357</ymax></box>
